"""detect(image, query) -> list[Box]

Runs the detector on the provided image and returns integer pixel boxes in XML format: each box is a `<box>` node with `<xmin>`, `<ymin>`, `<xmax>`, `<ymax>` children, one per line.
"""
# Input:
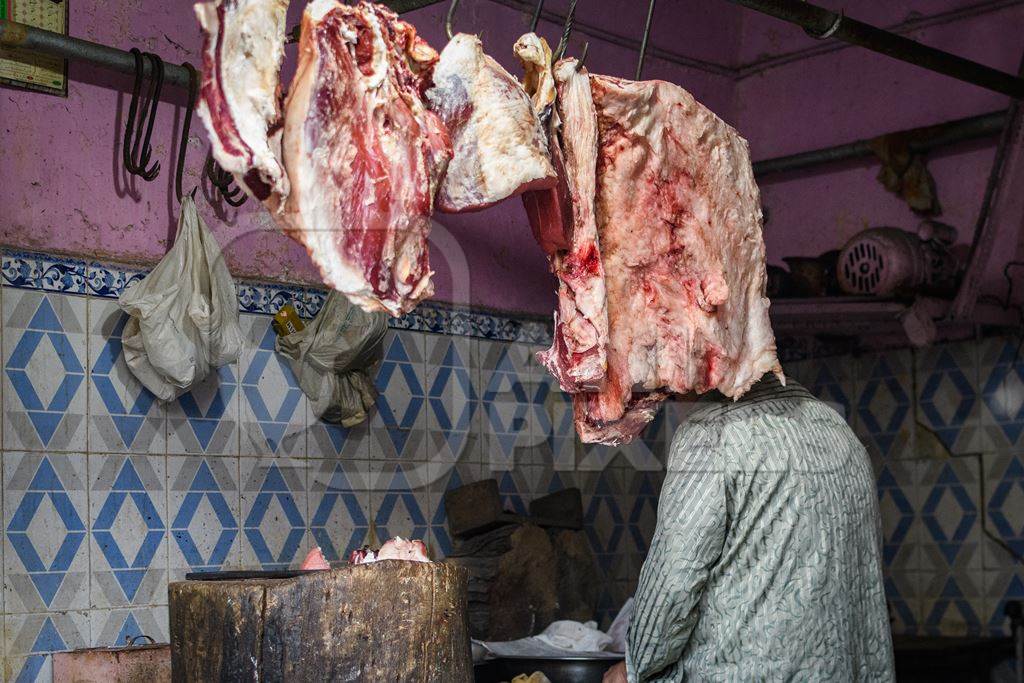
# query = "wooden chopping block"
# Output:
<box><xmin>169</xmin><ymin>561</ymin><xmax>472</xmax><ymax>682</ymax></box>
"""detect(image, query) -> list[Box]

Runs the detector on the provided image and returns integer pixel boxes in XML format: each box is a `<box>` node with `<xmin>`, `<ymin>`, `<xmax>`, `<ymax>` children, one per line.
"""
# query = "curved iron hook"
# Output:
<box><xmin>529</xmin><ymin>0</ymin><xmax>545</xmax><ymax>33</ymax></box>
<box><xmin>122</xmin><ymin>49</ymin><xmax>144</xmax><ymax>175</ymax></box>
<box><xmin>576</xmin><ymin>41</ymin><xmax>589</xmax><ymax>71</ymax></box>
<box><xmin>804</xmin><ymin>9</ymin><xmax>843</xmax><ymax>39</ymax></box>
<box><xmin>635</xmin><ymin>0</ymin><xmax>657</xmax><ymax>80</ymax></box>
<box><xmin>445</xmin><ymin>0</ymin><xmax>460</xmax><ymax>40</ymax></box>
<box><xmin>553</xmin><ymin>0</ymin><xmax>578</xmax><ymax>62</ymax></box>
<box><xmin>139</xmin><ymin>53</ymin><xmax>165</xmax><ymax>178</ymax></box>
<box><xmin>123</xmin><ymin>49</ymin><xmax>164</xmax><ymax>181</ymax></box>
<box><xmin>175</xmin><ymin>62</ymin><xmax>199</xmax><ymax>202</ymax></box>
<box><xmin>204</xmin><ymin>151</ymin><xmax>248</xmax><ymax>207</ymax></box>
<box><xmin>132</xmin><ymin>52</ymin><xmax>164</xmax><ymax>180</ymax></box>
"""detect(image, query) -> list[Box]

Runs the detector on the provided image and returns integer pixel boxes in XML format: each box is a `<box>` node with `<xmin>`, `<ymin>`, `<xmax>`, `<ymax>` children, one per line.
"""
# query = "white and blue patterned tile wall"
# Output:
<box><xmin>1</xmin><ymin>248</ymin><xmax>1021</xmax><ymax>679</ymax></box>
<box><xmin>788</xmin><ymin>336</ymin><xmax>1024</xmax><ymax>640</ymax></box>
<box><xmin>0</xmin><ymin>249</ymin><xmax>669</xmax><ymax>679</ymax></box>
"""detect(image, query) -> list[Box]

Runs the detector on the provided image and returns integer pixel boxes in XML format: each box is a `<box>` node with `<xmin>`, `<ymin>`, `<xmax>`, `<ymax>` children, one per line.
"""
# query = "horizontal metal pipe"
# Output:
<box><xmin>0</xmin><ymin>0</ymin><xmax>445</xmax><ymax>91</ymax></box>
<box><xmin>723</xmin><ymin>0</ymin><xmax>1024</xmax><ymax>98</ymax></box>
<box><xmin>753</xmin><ymin>110</ymin><xmax>1007</xmax><ymax>177</ymax></box>
<box><xmin>735</xmin><ymin>0</ymin><xmax>1024</xmax><ymax>79</ymax></box>
<box><xmin>0</xmin><ymin>19</ymin><xmax>193</xmax><ymax>87</ymax></box>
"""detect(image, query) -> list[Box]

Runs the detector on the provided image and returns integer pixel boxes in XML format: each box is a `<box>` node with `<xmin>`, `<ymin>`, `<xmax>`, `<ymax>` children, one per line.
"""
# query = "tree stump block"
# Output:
<box><xmin>169</xmin><ymin>561</ymin><xmax>472</xmax><ymax>682</ymax></box>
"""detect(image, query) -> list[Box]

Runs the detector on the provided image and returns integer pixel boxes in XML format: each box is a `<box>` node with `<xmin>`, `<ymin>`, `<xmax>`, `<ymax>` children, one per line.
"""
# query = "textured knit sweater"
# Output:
<box><xmin>626</xmin><ymin>375</ymin><xmax>895</xmax><ymax>682</ymax></box>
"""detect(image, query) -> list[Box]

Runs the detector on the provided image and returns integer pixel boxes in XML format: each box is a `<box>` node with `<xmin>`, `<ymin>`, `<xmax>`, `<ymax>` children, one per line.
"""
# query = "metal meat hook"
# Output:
<box><xmin>445</xmin><ymin>0</ymin><xmax>460</xmax><ymax>40</ymax></box>
<box><xmin>526</xmin><ymin>0</ymin><xmax>585</xmax><ymax>70</ymax></box>
<box><xmin>175</xmin><ymin>62</ymin><xmax>199</xmax><ymax>202</ymax></box>
<box><xmin>529</xmin><ymin>0</ymin><xmax>545</xmax><ymax>33</ymax></box>
<box><xmin>204</xmin><ymin>151</ymin><xmax>248</xmax><ymax>208</ymax></box>
<box><xmin>123</xmin><ymin>48</ymin><xmax>164</xmax><ymax>181</ymax></box>
<box><xmin>553</xmin><ymin>0</ymin><xmax>578</xmax><ymax>62</ymax></box>
<box><xmin>804</xmin><ymin>8</ymin><xmax>843</xmax><ymax>40</ymax></box>
<box><xmin>635</xmin><ymin>0</ymin><xmax>657</xmax><ymax>80</ymax></box>
<box><xmin>576</xmin><ymin>41</ymin><xmax>589</xmax><ymax>71</ymax></box>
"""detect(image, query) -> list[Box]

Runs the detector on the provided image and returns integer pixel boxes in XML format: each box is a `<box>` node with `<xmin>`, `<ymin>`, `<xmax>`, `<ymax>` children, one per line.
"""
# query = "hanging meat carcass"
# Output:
<box><xmin>427</xmin><ymin>33</ymin><xmax>556</xmax><ymax>212</ymax></box>
<box><xmin>580</xmin><ymin>72</ymin><xmax>782</xmax><ymax>444</ymax></box>
<box><xmin>195</xmin><ymin>0</ymin><xmax>451</xmax><ymax>316</ymax></box>
<box><xmin>515</xmin><ymin>32</ymin><xmax>556</xmax><ymax>116</ymax></box>
<box><xmin>281</xmin><ymin>0</ymin><xmax>452</xmax><ymax>316</ymax></box>
<box><xmin>524</xmin><ymin>56</ymin><xmax>782</xmax><ymax>445</ymax></box>
<box><xmin>517</xmin><ymin>38</ymin><xmax>609</xmax><ymax>393</ymax></box>
<box><xmin>194</xmin><ymin>0</ymin><xmax>290</xmax><ymax>207</ymax></box>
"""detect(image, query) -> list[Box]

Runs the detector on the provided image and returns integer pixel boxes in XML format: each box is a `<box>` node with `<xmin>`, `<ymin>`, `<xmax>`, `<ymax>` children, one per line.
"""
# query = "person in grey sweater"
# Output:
<box><xmin>604</xmin><ymin>374</ymin><xmax>895</xmax><ymax>682</ymax></box>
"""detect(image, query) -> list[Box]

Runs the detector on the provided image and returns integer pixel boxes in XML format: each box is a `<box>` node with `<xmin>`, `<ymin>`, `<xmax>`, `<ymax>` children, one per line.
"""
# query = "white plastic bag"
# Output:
<box><xmin>118</xmin><ymin>196</ymin><xmax>244</xmax><ymax>401</ymax></box>
<box><xmin>275</xmin><ymin>290</ymin><xmax>387</xmax><ymax>427</ymax></box>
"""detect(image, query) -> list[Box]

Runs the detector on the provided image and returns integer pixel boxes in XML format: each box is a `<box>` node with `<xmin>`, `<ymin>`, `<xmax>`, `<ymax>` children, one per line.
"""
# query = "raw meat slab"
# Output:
<box><xmin>428</xmin><ymin>33</ymin><xmax>556</xmax><ymax>213</ymax></box>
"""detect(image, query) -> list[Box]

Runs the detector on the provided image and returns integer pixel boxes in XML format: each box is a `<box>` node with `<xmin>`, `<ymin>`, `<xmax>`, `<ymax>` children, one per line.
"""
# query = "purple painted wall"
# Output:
<box><xmin>7</xmin><ymin>0</ymin><xmax>1018</xmax><ymax>314</ymax></box>
<box><xmin>1</xmin><ymin>0</ymin><xmax>735</xmax><ymax>316</ymax></box>
<box><xmin>733</xmin><ymin>0</ymin><xmax>1024</xmax><ymax>298</ymax></box>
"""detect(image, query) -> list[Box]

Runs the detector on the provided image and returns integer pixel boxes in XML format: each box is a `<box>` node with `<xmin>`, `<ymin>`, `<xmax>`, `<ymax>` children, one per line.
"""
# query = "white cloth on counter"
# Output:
<box><xmin>475</xmin><ymin>609</ymin><xmax>631</xmax><ymax>661</ymax></box>
<box><xmin>535</xmin><ymin>620</ymin><xmax>612</xmax><ymax>652</ymax></box>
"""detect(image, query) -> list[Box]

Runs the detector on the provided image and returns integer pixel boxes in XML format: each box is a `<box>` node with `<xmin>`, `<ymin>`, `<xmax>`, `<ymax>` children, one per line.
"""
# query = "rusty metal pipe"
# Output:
<box><xmin>0</xmin><ymin>18</ymin><xmax>193</xmax><ymax>87</ymax></box>
<box><xmin>722</xmin><ymin>0</ymin><xmax>1024</xmax><ymax>98</ymax></box>
<box><xmin>753</xmin><ymin>110</ymin><xmax>1007</xmax><ymax>177</ymax></box>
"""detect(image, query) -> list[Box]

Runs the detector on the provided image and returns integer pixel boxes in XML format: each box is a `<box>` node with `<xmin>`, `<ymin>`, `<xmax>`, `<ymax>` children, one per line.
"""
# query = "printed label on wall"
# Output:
<box><xmin>0</xmin><ymin>0</ymin><xmax>68</xmax><ymax>96</ymax></box>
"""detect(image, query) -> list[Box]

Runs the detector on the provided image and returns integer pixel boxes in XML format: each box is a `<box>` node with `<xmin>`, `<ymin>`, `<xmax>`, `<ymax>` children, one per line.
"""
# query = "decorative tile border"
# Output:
<box><xmin>86</xmin><ymin>262</ymin><xmax>146</xmax><ymax>299</ymax></box>
<box><xmin>392</xmin><ymin>301</ymin><xmax>550</xmax><ymax>346</ymax></box>
<box><xmin>2</xmin><ymin>251</ymin><xmax>88</xmax><ymax>295</ymax></box>
<box><xmin>236</xmin><ymin>282</ymin><xmax>314</xmax><ymax>318</ymax></box>
<box><xmin>1</xmin><ymin>249</ymin><xmax>552</xmax><ymax>345</ymax></box>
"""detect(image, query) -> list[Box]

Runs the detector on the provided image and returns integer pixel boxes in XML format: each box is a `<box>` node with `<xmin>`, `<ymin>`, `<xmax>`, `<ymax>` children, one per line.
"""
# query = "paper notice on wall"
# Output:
<box><xmin>0</xmin><ymin>0</ymin><xmax>68</xmax><ymax>96</ymax></box>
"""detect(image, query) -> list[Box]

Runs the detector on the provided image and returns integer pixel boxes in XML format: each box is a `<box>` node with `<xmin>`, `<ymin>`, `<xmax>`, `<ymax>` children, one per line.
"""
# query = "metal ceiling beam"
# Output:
<box><xmin>0</xmin><ymin>0</ymin><xmax>446</xmax><ymax>92</ymax></box>
<box><xmin>723</xmin><ymin>0</ymin><xmax>1024</xmax><ymax>98</ymax></box>
<box><xmin>951</xmin><ymin>57</ymin><xmax>1024</xmax><ymax>319</ymax></box>
<box><xmin>491</xmin><ymin>0</ymin><xmax>1023</xmax><ymax>83</ymax></box>
<box><xmin>753</xmin><ymin>110</ymin><xmax>1007</xmax><ymax>177</ymax></box>
<box><xmin>735</xmin><ymin>0</ymin><xmax>1024</xmax><ymax>78</ymax></box>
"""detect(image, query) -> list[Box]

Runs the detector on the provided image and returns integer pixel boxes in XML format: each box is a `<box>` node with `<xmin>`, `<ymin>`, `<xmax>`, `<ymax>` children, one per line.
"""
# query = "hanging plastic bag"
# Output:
<box><xmin>275</xmin><ymin>290</ymin><xmax>387</xmax><ymax>427</ymax></box>
<box><xmin>118</xmin><ymin>195</ymin><xmax>244</xmax><ymax>401</ymax></box>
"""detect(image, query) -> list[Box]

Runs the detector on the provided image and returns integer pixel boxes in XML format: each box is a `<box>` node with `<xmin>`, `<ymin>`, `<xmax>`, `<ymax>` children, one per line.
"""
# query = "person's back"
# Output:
<box><xmin>626</xmin><ymin>375</ymin><xmax>895</xmax><ymax>682</ymax></box>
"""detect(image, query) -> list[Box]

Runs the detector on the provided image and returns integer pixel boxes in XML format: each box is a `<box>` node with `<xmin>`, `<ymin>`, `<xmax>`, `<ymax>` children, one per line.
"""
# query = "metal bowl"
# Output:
<box><xmin>474</xmin><ymin>655</ymin><xmax>623</xmax><ymax>683</ymax></box>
